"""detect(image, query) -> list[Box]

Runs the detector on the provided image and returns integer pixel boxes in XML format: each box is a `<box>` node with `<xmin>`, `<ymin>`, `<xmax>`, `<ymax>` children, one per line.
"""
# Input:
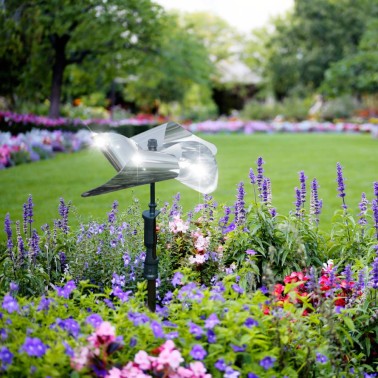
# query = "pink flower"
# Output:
<box><xmin>157</xmin><ymin>348</ymin><xmax>183</xmax><ymax>370</ymax></box>
<box><xmin>175</xmin><ymin>367</ymin><xmax>194</xmax><ymax>377</ymax></box>
<box><xmin>189</xmin><ymin>361</ymin><xmax>211</xmax><ymax>377</ymax></box>
<box><xmin>134</xmin><ymin>350</ymin><xmax>152</xmax><ymax>370</ymax></box>
<box><xmin>169</xmin><ymin>216</ymin><xmax>189</xmax><ymax>234</ymax></box>
<box><xmin>189</xmin><ymin>255</ymin><xmax>206</xmax><ymax>265</ymax></box>
<box><xmin>121</xmin><ymin>362</ymin><xmax>151</xmax><ymax>378</ymax></box>
<box><xmin>88</xmin><ymin>321</ymin><xmax>116</xmax><ymax>347</ymax></box>
<box><xmin>106</xmin><ymin>367</ymin><xmax>122</xmax><ymax>378</ymax></box>
<box><xmin>70</xmin><ymin>346</ymin><xmax>91</xmax><ymax>371</ymax></box>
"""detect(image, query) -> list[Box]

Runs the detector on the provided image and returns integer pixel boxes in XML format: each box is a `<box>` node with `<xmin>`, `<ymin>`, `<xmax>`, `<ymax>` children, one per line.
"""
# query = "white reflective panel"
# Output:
<box><xmin>83</xmin><ymin>123</ymin><xmax>218</xmax><ymax>197</ymax></box>
<box><xmin>176</xmin><ymin>141</ymin><xmax>218</xmax><ymax>194</ymax></box>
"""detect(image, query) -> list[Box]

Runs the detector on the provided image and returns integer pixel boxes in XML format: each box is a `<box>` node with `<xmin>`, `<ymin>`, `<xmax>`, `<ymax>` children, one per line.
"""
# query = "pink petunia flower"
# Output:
<box><xmin>87</xmin><ymin>321</ymin><xmax>116</xmax><ymax>347</ymax></box>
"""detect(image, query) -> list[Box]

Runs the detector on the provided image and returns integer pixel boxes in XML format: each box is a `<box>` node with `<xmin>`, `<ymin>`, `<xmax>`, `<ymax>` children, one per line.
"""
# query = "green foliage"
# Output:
<box><xmin>241</xmin><ymin>96</ymin><xmax>313</xmax><ymax>121</ymax></box>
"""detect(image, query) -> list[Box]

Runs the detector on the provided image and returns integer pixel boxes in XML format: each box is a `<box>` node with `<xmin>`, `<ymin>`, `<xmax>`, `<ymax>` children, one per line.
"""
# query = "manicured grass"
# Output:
<box><xmin>1</xmin><ymin>132</ymin><xmax>378</xmax><ymax>239</ymax></box>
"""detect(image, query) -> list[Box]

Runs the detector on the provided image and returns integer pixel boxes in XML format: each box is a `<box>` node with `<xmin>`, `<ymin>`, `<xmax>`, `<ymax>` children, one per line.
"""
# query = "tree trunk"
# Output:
<box><xmin>48</xmin><ymin>36</ymin><xmax>68</xmax><ymax>118</ymax></box>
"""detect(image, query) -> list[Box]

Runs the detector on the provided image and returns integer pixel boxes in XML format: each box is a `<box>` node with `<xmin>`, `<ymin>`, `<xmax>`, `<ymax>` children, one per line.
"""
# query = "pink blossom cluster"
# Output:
<box><xmin>71</xmin><ymin>321</ymin><xmax>117</xmax><ymax>371</ymax></box>
<box><xmin>71</xmin><ymin>321</ymin><xmax>211</xmax><ymax>378</ymax></box>
<box><xmin>107</xmin><ymin>340</ymin><xmax>211</xmax><ymax>378</ymax></box>
<box><xmin>169</xmin><ymin>215</ymin><xmax>189</xmax><ymax>234</ymax></box>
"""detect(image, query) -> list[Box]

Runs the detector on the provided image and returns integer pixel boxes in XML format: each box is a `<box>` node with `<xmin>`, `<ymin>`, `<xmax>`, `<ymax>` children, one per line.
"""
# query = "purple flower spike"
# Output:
<box><xmin>336</xmin><ymin>162</ymin><xmax>347</xmax><ymax>209</ymax></box>
<box><xmin>294</xmin><ymin>187</ymin><xmax>301</xmax><ymax>218</ymax></box>
<box><xmin>372</xmin><ymin>199</ymin><xmax>378</xmax><ymax>240</ymax></box>
<box><xmin>235</xmin><ymin>182</ymin><xmax>246</xmax><ymax>226</ymax></box>
<box><xmin>249</xmin><ymin>168</ymin><xmax>256</xmax><ymax>185</ymax></box>
<box><xmin>299</xmin><ymin>171</ymin><xmax>307</xmax><ymax>206</ymax></box>
<box><xmin>370</xmin><ymin>257</ymin><xmax>378</xmax><ymax>289</ymax></box>
<box><xmin>358</xmin><ymin>192</ymin><xmax>368</xmax><ymax>226</ymax></box>
<box><xmin>4</xmin><ymin>213</ymin><xmax>13</xmax><ymax>253</ymax></box>
<box><xmin>256</xmin><ymin>157</ymin><xmax>265</xmax><ymax>193</ymax></box>
<box><xmin>374</xmin><ymin>181</ymin><xmax>378</xmax><ymax>199</ymax></box>
<box><xmin>310</xmin><ymin>178</ymin><xmax>322</xmax><ymax>225</ymax></box>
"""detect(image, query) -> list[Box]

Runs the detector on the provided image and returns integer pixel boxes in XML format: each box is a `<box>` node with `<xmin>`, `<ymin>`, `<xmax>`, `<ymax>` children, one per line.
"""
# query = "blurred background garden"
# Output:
<box><xmin>1</xmin><ymin>0</ymin><xmax>378</xmax><ymax>229</ymax></box>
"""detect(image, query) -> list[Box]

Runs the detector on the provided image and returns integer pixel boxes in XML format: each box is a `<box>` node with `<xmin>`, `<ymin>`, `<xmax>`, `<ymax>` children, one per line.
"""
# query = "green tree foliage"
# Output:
<box><xmin>0</xmin><ymin>0</ymin><xmax>165</xmax><ymax>117</ymax></box>
<box><xmin>243</xmin><ymin>0</ymin><xmax>378</xmax><ymax>99</ymax></box>
<box><xmin>124</xmin><ymin>12</ymin><xmax>214</xmax><ymax>108</ymax></box>
<box><xmin>321</xmin><ymin>18</ymin><xmax>378</xmax><ymax>96</ymax></box>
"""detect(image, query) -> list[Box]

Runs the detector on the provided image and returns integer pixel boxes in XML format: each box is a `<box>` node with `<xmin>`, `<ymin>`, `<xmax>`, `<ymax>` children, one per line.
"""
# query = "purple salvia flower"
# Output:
<box><xmin>30</xmin><ymin>229</ymin><xmax>40</xmax><ymax>263</ymax></box>
<box><xmin>306</xmin><ymin>266</ymin><xmax>318</xmax><ymax>292</ymax></box>
<box><xmin>108</xmin><ymin>200</ymin><xmax>118</xmax><ymax>224</ymax></box>
<box><xmin>374</xmin><ymin>181</ymin><xmax>378</xmax><ymax>199</ymax></box>
<box><xmin>23</xmin><ymin>203</ymin><xmax>28</xmax><ymax>235</ymax></box>
<box><xmin>336</xmin><ymin>162</ymin><xmax>347</xmax><ymax>209</ymax></box>
<box><xmin>219</xmin><ymin>206</ymin><xmax>231</xmax><ymax>229</ymax></box>
<box><xmin>356</xmin><ymin>268</ymin><xmax>366</xmax><ymax>291</ymax></box>
<box><xmin>370</xmin><ymin>257</ymin><xmax>378</xmax><ymax>289</ymax></box>
<box><xmin>372</xmin><ymin>199</ymin><xmax>378</xmax><ymax>240</ymax></box>
<box><xmin>21</xmin><ymin>337</ymin><xmax>47</xmax><ymax>357</ymax></box>
<box><xmin>4</xmin><ymin>213</ymin><xmax>13</xmax><ymax>254</ymax></box>
<box><xmin>234</xmin><ymin>182</ymin><xmax>246</xmax><ymax>226</ymax></box>
<box><xmin>343</xmin><ymin>265</ymin><xmax>353</xmax><ymax>290</ymax></box>
<box><xmin>249</xmin><ymin>168</ymin><xmax>256</xmax><ymax>184</ymax></box>
<box><xmin>16</xmin><ymin>221</ymin><xmax>25</xmax><ymax>265</ymax></box>
<box><xmin>169</xmin><ymin>192</ymin><xmax>181</xmax><ymax>217</ymax></box>
<box><xmin>190</xmin><ymin>344</ymin><xmax>207</xmax><ymax>360</ymax></box>
<box><xmin>266</xmin><ymin>177</ymin><xmax>272</xmax><ymax>205</ymax></box>
<box><xmin>310</xmin><ymin>178</ymin><xmax>322</xmax><ymax>225</ymax></box>
<box><xmin>299</xmin><ymin>171</ymin><xmax>307</xmax><ymax>207</ymax></box>
<box><xmin>261</xmin><ymin>178</ymin><xmax>269</xmax><ymax>205</ymax></box>
<box><xmin>256</xmin><ymin>157</ymin><xmax>264</xmax><ymax>194</ymax></box>
<box><xmin>59</xmin><ymin>252</ymin><xmax>67</xmax><ymax>273</ymax></box>
<box><xmin>58</xmin><ymin>198</ymin><xmax>70</xmax><ymax>234</ymax></box>
<box><xmin>294</xmin><ymin>187</ymin><xmax>301</xmax><ymax>218</ymax></box>
<box><xmin>358</xmin><ymin>193</ymin><xmax>368</xmax><ymax>226</ymax></box>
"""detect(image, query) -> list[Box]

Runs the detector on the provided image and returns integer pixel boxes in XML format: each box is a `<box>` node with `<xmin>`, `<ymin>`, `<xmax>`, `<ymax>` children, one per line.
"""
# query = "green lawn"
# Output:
<box><xmin>1</xmin><ymin>133</ymin><xmax>378</xmax><ymax>238</ymax></box>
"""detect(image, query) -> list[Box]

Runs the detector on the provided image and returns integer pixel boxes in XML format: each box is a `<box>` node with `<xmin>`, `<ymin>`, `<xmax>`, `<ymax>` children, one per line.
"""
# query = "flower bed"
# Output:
<box><xmin>0</xmin><ymin>129</ymin><xmax>92</xmax><ymax>169</ymax></box>
<box><xmin>1</xmin><ymin>160</ymin><xmax>378</xmax><ymax>376</ymax></box>
<box><xmin>1</xmin><ymin>111</ymin><xmax>378</xmax><ymax>137</ymax></box>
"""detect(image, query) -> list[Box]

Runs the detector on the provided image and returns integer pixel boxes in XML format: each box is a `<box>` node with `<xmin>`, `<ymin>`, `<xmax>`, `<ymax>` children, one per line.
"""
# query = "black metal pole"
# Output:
<box><xmin>143</xmin><ymin>139</ymin><xmax>159</xmax><ymax>312</ymax></box>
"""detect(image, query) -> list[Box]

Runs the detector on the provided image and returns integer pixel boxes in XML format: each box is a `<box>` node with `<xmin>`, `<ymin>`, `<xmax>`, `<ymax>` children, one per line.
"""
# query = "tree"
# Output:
<box><xmin>0</xmin><ymin>0</ymin><xmax>164</xmax><ymax>117</ymax></box>
<box><xmin>321</xmin><ymin>19</ymin><xmax>378</xmax><ymax>96</ymax></box>
<box><xmin>124</xmin><ymin>12</ymin><xmax>214</xmax><ymax>108</ymax></box>
<box><xmin>243</xmin><ymin>0</ymin><xmax>378</xmax><ymax>99</ymax></box>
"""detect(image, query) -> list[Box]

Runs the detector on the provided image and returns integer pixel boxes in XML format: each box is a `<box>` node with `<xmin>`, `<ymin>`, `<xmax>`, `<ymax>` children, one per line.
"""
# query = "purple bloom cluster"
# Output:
<box><xmin>256</xmin><ymin>157</ymin><xmax>264</xmax><ymax>194</ymax></box>
<box><xmin>21</xmin><ymin>337</ymin><xmax>47</xmax><ymax>357</ymax></box>
<box><xmin>299</xmin><ymin>171</ymin><xmax>307</xmax><ymax>206</ymax></box>
<box><xmin>2</xmin><ymin>295</ymin><xmax>19</xmax><ymax>314</ymax></box>
<box><xmin>56</xmin><ymin>280</ymin><xmax>76</xmax><ymax>299</ymax></box>
<box><xmin>177</xmin><ymin>282</ymin><xmax>204</xmax><ymax>303</ymax></box>
<box><xmin>316</xmin><ymin>353</ymin><xmax>328</xmax><ymax>364</ymax></box>
<box><xmin>58</xmin><ymin>198</ymin><xmax>70</xmax><ymax>234</ymax></box>
<box><xmin>86</xmin><ymin>314</ymin><xmax>103</xmax><ymax>328</ymax></box>
<box><xmin>371</xmin><ymin>257</ymin><xmax>378</xmax><ymax>289</ymax></box>
<box><xmin>0</xmin><ymin>346</ymin><xmax>13</xmax><ymax>370</ymax></box>
<box><xmin>4</xmin><ymin>213</ymin><xmax>13</xmax><ymax>254</ymax></box>
<box><xmin>56</xmin><ymin>318</ymin><xmax>80</xmax><ymax>338</ymax></box>
<box><xmin>259</xmin><ymin>356</ymin><xmax>276</xmax><ymax>370</ymax></box>
<box><xmin>358</xmin><ymin>193</ymin><xmax>369</xmax><ymax>226</ymax></box>
<box><xmin>190</xmin><ymin>344</ymin><xmax>207</xmax><ymax>360</ymax></box>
